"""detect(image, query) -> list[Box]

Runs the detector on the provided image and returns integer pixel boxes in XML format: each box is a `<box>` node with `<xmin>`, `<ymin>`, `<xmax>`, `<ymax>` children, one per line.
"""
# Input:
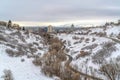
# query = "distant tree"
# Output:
<box><xmin>118</xmin><ymin>20</ymin><xmax>120</xmax><ymax>25</ymax></box>
<box><xmin>22</xmin><ymin>27</ymin><xmax>25</xmax><ymax>30</ymax></box>
<box><xmin>105</xmin><ymin>22</ymin><xmax>110</xmax><ymax>26</ymax></box>
<box><xmin>8</xmin><ymin>20</ymin><xmax>12</xmax><ymax>28</ymax></box>
<box><xmin>71</xmin><ymin>24</ymin><xmax>74</xmax><ymax>29</ymax></box>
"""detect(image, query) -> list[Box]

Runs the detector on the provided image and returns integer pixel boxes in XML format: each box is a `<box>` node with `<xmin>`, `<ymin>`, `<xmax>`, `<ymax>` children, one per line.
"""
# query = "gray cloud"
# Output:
<box><xmin>0</xmin><ymin>0</ymin><xmax>120</xmax><ymax>22</ymax></box>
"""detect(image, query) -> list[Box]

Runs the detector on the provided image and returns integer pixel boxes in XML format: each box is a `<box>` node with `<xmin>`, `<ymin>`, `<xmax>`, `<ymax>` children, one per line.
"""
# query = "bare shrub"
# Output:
<box><xmin>10</xmin><ymin>31</ymin><xmax>21</xmax><ymax>37</ymax></box>
<box><xmin>85</xmin><ymin>38</ymin><xmax>90</xmax><ymax>43</ymax></box>
<box><xmin>2</xmin><ymin>69</ymin><xmax>14</xmax><ymax>80</ymax></box>
<box><xmin>116</xmin><ymin>33</ymin><xmax>120</xmax><ymax>39</ymax></box>
<box><xmin>74</xmin><ymin>41</ymin><xmax>80</xmax><ymax>44</ymax></box>
<box><xmin>38</xmin><ymin>47</ymin><xmax>43</xmax><ymax>50</ymax></box>
<box><xmin>6</xmin><ymin>47</ymin><xmax>26</xmax><ymax>57</ymax></box>
<box><xmin>98</xmin><ymin>32</ymin><xmax>106</xmax><ymax>37</ymax></box>
<box><xmin>57</xmin><ymin>51</ymin><xmax>66</xmax><ymax>61</ymax></box>
<box><xmin>92</xmin><ymin>38</ymin><xmax>96</xmax><ymax>42</ymax></box>
<box><xmin>76</xmin><ymin>51</ymin><xmax>90</xmax><ymax>59</ymax></box>
<box><xmin>81</xmin><ymin>44</ymin><xmax>98</xmax><ymax>50</ymax></box>
<box><xmin>100</xmin><ymin>60</ymin><xmax>120</xmax><ymax>80</ymax></box>
<box><xmin>72</xmin><ymin>36</ymin><xmax>79</xmax><ymax>40</ymax></box>
<box><xmin>92</xmin><ymin>42</ymin><xmax>117</xmax><ymax>64</ymax></box>
<box><xmin>72</xmin><ymin>73</ymin><xmax>80</xmax><ymax>80</ymax></box>
<box><xmin>116</xmin><ymin>56</ymin><xmax>120</xmax><ymax>62</ymax></box>
<box><xmin>5</xmin><ymin>44</ymin><xmax>15</xmax><ymax>49</ymax></box>
<box><xmin>33</xmin><ymin>42</ymin><xmax>39</xmax><ymax>46</ymax></box>
<box><xmin>29</xmin><ymin>47</ymin><xmax>37</xmax><ymax>53</ymax></box>
<box><xmin>21</xmin><ymin>58</ymin><xmax>25</xmax><ymax>62</ymax></box>
<box><xmin>80</xmin><ymin>37</ymin><xmax>84</xmax><ymax>41</ymax></box>
<box><xmin>0</xmin><ymin>34</ymin><xmax>8</xmax><ymax>42</ymax></box>
<box><xmin>51</xmin><ymin>43</ymin><xmax>62</xmax><ymax>51</ymax></box>
<box><xmin>20</xmin><ymin>36</ymin><xmax>26</xmax><ymax>42</ymax></box>
<box><xmin>32</xmin><ymin>55</ymin><xmax>42</xmax><ymax>66</ymax></box>
<box><xmin>6</xmin><ymin>49</ymin><xmax>15</xmax><ymax>57</ymax></box>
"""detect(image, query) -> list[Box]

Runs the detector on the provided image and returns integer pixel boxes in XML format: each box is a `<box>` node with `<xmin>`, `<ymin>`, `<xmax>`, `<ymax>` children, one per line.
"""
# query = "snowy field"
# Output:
<box><xmin>0</xmin><ymin>26</ymin><xmax>54</xmax><ymax>80</ymax></box>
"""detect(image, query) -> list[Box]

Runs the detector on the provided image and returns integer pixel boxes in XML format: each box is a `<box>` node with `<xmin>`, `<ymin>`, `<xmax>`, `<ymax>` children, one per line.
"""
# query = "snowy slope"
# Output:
<box><xmin>105</xmin><ymin>26</ymin><xmax>120</xmax><ymax>37</ymax></box>
<box><xmin>57</xmin><ymin>25</ymin><xmax>120</xmax><ymax>79</ymax></box>
<box><xmin>0</xmin><ymin>26</ymin><xmax>53</xmax><ymax>80</ymax></box>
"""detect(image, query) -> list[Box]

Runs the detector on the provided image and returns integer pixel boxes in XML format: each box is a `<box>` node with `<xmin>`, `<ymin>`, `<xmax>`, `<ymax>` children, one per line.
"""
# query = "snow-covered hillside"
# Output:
<box><xmin>1</xmin><ymin>24</ymin><xmax>120</xmax><ymax>80</ymax></box>
<box><xmin>57</xmin><ymin>25</ymin><xmax>120</xmax><ymax>79</ymax></box>
<box><xmin>0</xmin><ymin>26</ymin><xmax>53</xmax><ymax>80</ymax></box>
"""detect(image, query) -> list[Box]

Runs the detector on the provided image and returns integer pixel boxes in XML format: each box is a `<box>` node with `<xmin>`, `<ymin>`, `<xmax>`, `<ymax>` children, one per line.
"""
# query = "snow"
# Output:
<box><xmin>57</xmin><ymin>25</ymin><xmax>120</xmax><ymax>79</ymax></box>
<box><xmin>106</xmin><ymin>26</ymin><xmax>120</xmax><ymax>36</ymax></box>
<box><xmin>1</xmin><ymin>24</ymin><xmax>120</xmax><ymax>80</ymax></box>
<box><xmin>0</xmin><ymin>26</ymin><xmax>54</xmax><ymax>80</ymax></box>
<box><xmin>0</xmin><ymin>45</ymin><xmax>53</xmax><ymax>80</ymax></box>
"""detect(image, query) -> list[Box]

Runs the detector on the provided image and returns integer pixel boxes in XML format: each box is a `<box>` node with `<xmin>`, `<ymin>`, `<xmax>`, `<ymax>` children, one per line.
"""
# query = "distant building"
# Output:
<box><xmin>47</xmin><ymin>25</ymin><xmax>53</xmax><ymax>33</ymax></box>
<box><xmin>71</xmin><ymin>24</ymin><xmax>74</xmax><ymax>28</ymax></box>
<box><xmin>71</xmin><ymin>24</ymin><xmax>74</xmax><ymax>31</ymax></box>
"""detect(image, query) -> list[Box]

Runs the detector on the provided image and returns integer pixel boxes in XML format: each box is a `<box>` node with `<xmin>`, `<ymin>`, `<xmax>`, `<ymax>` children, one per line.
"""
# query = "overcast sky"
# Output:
<box><xmin>0</xmin><ymin>0</ymin><xmax>120</xmax><ymax>26</ymax></box>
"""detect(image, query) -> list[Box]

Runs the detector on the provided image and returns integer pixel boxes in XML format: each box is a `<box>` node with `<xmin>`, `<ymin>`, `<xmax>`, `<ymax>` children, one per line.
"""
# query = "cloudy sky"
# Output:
<box><xmin>0</xmin><ymin>0</ymin><xmax>120</xmax><ymax>26</ymax></box>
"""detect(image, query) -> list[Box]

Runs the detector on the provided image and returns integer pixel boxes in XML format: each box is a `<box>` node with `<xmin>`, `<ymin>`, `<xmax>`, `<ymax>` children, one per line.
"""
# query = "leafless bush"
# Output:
<box><xmin>38</xmin><ymin>47</ymin><xmax>43</xmax><ymax>50</ymax></box>
<box><xmin>10</xmin><ymin>31</ymin><xmax>21</xmax><ymax>36</ymax></box>
<box><xmin>0</xmin><ymin>34</ymin><xmax>8</xmax><ymax>42</ymax></box>
<box><xmin>6</xmin><ymin>47</ymin><xmax>26</xmax><ymax>57</ymax></box>
<box><xmin>92</xmin><ymin>38</ymin><xmax>96</xmax><ymax>42</ymax></box>
<box><xmin>98</xmin><ymin>32</ymin><xmax>106</xmax><ymax>37</ymax></box>
<box><xmin>76</xmin><ymin>51</ymin><xmax>90</xmax><ymax>59</ymax></box>
<box><xmin>6</xmin><ymin>49</ymin><xmax>16</xmax><ymax>57</ymax></box>
<box><xmin>67</xmin><ymin>41</ymin><xmax>71</xmax><ymax>46</ymax></box>
<box><xmin>116</xmin><ymin>56</ymin><xmax>120</xmax><ymax>62</ymax></box>
<box><xmin>29</xmin><ymin>47</ymin><xmax>37</xmax><ymax>53</ymax></box>
<box><xmin>5</xmin><ymin>44</ymin><xmax>15</xmax><ymax>49</ymax></box>
<box><xmin>100</xmin><ymin>60</ymin><xmax>120</xmax><ymax>80</ymax></box>
<box><xmin>90</xmin><ymin>32</ymin><xmax>106</xmax><ymax>37</ymax></box>
<box><xmin>20</xmin><ymin>36</ymin><xmax>26</xmax><ymax>42</ymax></box>
<box><xmin>72</xmin><ymin>36</ymin><xmax>80</xmax><ymax>40</ymax></box>
<box><xmin>1</xmin><ymin>69</ymin><xmax>14</xmax><ymax>80</ymax></box>
<box><xmin>80</xmin><ymin>37</ymin><xmax>85</xmax><ymax>41</ymax></box>
<box><xmin>117</xmin><ymin>33</ymin><xmax>120</xmax><ymax>39</ymax></box>
<box><xmin>33</xmin><ymin>42</ymin><xmax>39</xmax><ymax>46</ymax></box>
<box><xmin>85</xmin><ymin>38</ymin><xmax>90</xmax><ymax>43</ymax></box>
<box><xmin>92</xmin><ymin>42</ymin><xmax>117</xmax><ymax>64</ymax></box>
<box><xmin>9</xmin><ymin>39</ymin><xmax>18</xmax><ymax>45</ymax></box>
<box><xmin>81</xmin><ymin>44</ymin><xmax>98</xmax><ymax>50</ymax></box>
<box><xmin>28</xmin><ymin>43</ymin><xmax>33</xmax><ymax>47</ymax></box>
<box><xmin>74</xmin><ymin>41</ymin><xmax>80</xmax><ymax>44</ymax></box>
<box><xmin>51</xmin><ymin>43</ymin><xmax>62</xmax><ymax>51</ymax></box>
<box><xmin>32</xmin><ymin>56</ymin><xmax>42</xmax><ymax>66</ymax></box>
<box><xmin>57</xmin><ymin>52</ymin><xmax>66</xmax><ymax>61</ymax></box>
<box><xmin>21</xmin><ymin>58</ymin><xmax>25</xmax><ymax>62</ymax></box>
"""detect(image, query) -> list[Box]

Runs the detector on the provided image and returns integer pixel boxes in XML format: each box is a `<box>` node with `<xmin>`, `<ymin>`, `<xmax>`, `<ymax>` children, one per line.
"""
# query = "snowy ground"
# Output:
<box><xmin>0</xmin><ymin>26</ymin><xmax>54</xmax><ymax>80</ymax></box>
<box><xmin>1</xmin><ymin>24</ymin><xmax>120</xmax><ymax>80</ymax></box>
<box><xmin>57</xmin><ymin>25</ymin><xmax>120</xmax><ymax>79</ymax></box>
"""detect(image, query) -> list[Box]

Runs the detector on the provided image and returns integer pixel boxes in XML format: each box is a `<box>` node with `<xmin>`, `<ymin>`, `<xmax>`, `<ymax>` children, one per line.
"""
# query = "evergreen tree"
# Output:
<box><xmin>22</xmin><ymin>27</ymin><xmax>25</xmax><ymax>30</ymax></box>
<box><xmin>8</xmin><ymin>20</ymin><xmax>12</xmax><ymax>28</ymax></box>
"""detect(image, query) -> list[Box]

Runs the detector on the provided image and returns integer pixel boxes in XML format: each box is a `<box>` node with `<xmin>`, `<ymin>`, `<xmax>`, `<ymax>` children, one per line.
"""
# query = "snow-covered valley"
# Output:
<box><xmin>1</xmin><ymin>22</ymin><xmax>120</xmax><ymax>80</ymax></box>
<box><xmin>57</xmin><ymin>24</ymin><xmax>120</xmax><ymax>80</ymax></box>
